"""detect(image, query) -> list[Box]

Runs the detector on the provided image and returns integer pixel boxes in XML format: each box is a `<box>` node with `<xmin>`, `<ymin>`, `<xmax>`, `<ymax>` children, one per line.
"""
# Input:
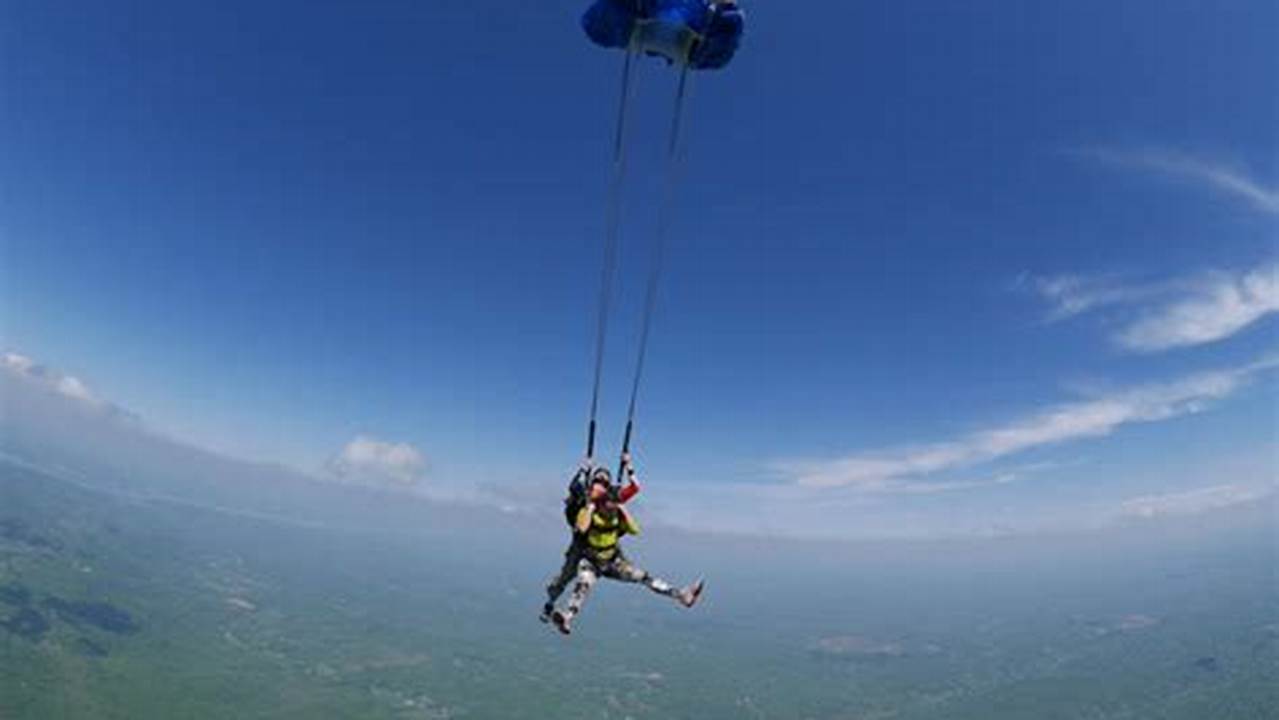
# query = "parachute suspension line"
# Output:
<box><xmin>617</xmin><ymin>60</ymin><xmax>693</xmax><ymax>472</ymax></box>
<box><xmin>586</xmin><ymin>41</ymin><xmax>640</xmax><ymax>460</ymax></box>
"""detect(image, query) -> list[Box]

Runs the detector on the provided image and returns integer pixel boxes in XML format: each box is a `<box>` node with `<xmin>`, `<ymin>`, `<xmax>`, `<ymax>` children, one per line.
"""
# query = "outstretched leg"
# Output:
<box><xmin>604</xmin><ymin>556</ymin><xmax>702</xmax><ymax>607</ymax></box>
<box><xmin>553</xmin><ymin>559</ymin><xmax>599</xmax><ymax>635</ymax></box>
<box><xmin>564</xmin><ymin>559</ymin><xmax>599</xmax><ymax>618</ymax></box>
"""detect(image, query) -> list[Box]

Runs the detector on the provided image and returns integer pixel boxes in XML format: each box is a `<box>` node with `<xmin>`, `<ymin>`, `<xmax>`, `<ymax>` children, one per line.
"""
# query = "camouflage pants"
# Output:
<box><xmin>561</xmin><ymin>550</ymin><xmax>680</xmax><ymax>620</ymax></box>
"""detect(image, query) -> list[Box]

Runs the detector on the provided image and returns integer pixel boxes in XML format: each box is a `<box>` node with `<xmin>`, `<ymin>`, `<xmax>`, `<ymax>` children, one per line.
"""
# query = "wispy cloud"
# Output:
<box><xmin>1024</xmin><ymin>264</ymin><xmax>1279</xmax><ymax>352</ymax></box>
<box><xmin>326</xmin><ymin>435</ymin><xmax>427</xmax><ymax>487</ymax></box>
<box><xmin>1117</xmin><ymin>483</ymin><xmax>1275</xmax><ymax>520</ymax></box>
<box><xmin>882</xmin><ymin>471</ymin><xmax>1021</xmax><ymax>495</ymax></box>
<box><xmin>777</xmin><ymin>358</ymin><xmax>1279</xmax><ymax>489</ymax></box>
<box><xmin>1019</xmin><ymin>273</ymin><xmax>1178</xmax><ymax>322</ymax></box>
<box><xmin>1117</xmin><ymin>265</ymin><xmax>1279</xmax><ymax>352</ymax></box>
<box><xmin>1078</xmin><ymin>148</ymin><xmax>1279</xmax><ymax>214</ymax></box>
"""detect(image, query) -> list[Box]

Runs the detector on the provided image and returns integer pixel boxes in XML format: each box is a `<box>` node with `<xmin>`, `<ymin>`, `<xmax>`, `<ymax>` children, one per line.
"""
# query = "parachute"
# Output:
<box><xmin>582</xmin><ymin>0</ymin><xmax>745</xmax><ymax>70</ymax></box>
<box><xmin>576</xmin><ymin>0</ymin><xmax>743</xmax><ymax>488</ymax></box>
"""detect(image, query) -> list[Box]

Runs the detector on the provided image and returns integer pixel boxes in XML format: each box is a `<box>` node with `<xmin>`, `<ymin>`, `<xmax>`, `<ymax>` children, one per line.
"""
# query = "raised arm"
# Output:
<box><xmin>618</xmin><ymin>452</ymin><xmax>642</xmax><ymax>503</ymax></box>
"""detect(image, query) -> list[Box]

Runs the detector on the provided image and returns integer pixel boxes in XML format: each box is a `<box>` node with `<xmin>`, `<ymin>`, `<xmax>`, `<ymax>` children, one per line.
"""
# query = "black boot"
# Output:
<box><xmin>551</xmin><ymin>609</ymin><xmax>572</xmax><ymax>636</ymax></box>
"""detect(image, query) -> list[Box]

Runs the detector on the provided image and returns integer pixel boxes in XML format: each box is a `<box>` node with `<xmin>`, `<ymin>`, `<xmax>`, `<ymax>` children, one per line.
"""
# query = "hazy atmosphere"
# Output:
<box><xmin>2</xmin><ymin>0</ymin><xmax>1276</xmax><ymax>717</ymax></box>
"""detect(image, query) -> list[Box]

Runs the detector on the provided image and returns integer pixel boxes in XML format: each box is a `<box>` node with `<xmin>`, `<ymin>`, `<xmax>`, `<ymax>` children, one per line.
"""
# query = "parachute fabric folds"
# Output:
<box><xmin>583</xmin><ymin>0</ymin><xmax>638</xmax><ymax>48</ymax></box>
<box><xmin>581</xmin><ymin>0</ymin><xmax>744</xmax><ymax>71</ymax></box>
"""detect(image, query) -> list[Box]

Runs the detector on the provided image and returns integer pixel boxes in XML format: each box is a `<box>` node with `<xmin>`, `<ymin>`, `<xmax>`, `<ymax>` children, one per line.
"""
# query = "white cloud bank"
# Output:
<box><xmin>1026</xmin><ymin>264</ymin><xmax>1279</xmax><ymax>353</ymax></box>
<box><xmin>1118</xmin><ymin>483</ymin><xmax>1275</xmax><ymax>520</ymax></box>
<box><xmin>1078</xmin><ymin>148</ymin><xmax>1279</xmax><ymax>214</ymax></box>
<box><xmin>326</xmin><ymin>435</ymin><xmax>427</xmax><ymax>487</ymax></box>
<box><xmin>5</xmin><ymin>349</ymin><xmax>431</xmax><ymax>491</ymax></box>
<box><xmin>3</xmin><ymin>351</ymin><xmax>108</xmax><ymax>408</ymax></box>
<box><xmin>777</xmin><ymin>357</ymin><xmax>1279</xmax><ymax>490</ymax></box>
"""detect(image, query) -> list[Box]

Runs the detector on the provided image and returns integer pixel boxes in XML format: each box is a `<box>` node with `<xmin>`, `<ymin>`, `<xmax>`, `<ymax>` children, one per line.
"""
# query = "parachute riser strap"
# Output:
<box><xmin>615</xmin><ymin>418</ymin><xmax>634</xmax><ymax>487</ymax></box>
<box><xmin>586</xmin><ymin>36</ymin><xmax>640</xmax><ymax>461</ymax></box>
<box><xmin>614</xmin><ymin>57</ymin><xmax>694</xmax><ymax>478</ymax></box>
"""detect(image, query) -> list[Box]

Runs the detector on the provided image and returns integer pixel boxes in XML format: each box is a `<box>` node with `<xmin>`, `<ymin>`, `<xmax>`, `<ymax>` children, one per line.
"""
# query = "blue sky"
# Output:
<box><xmin>3</xmin><ymin>0</ymin><xmax>1276</xmax><ymax>537</ymax></box>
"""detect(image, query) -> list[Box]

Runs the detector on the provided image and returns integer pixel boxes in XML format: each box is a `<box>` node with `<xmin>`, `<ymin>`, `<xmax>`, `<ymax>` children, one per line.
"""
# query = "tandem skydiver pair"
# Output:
<box><xmin>541</xmin><ymin>455</ymin><xmax>704</xmax><ymax>635</ymax></box>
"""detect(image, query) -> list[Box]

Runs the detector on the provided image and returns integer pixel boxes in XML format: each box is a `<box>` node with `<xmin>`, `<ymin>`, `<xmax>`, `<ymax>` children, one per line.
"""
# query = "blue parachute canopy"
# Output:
<box><xmin>582</xmin><ymin>0</ymin><xmax>744</xmax><ymax>71</ymax></box>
